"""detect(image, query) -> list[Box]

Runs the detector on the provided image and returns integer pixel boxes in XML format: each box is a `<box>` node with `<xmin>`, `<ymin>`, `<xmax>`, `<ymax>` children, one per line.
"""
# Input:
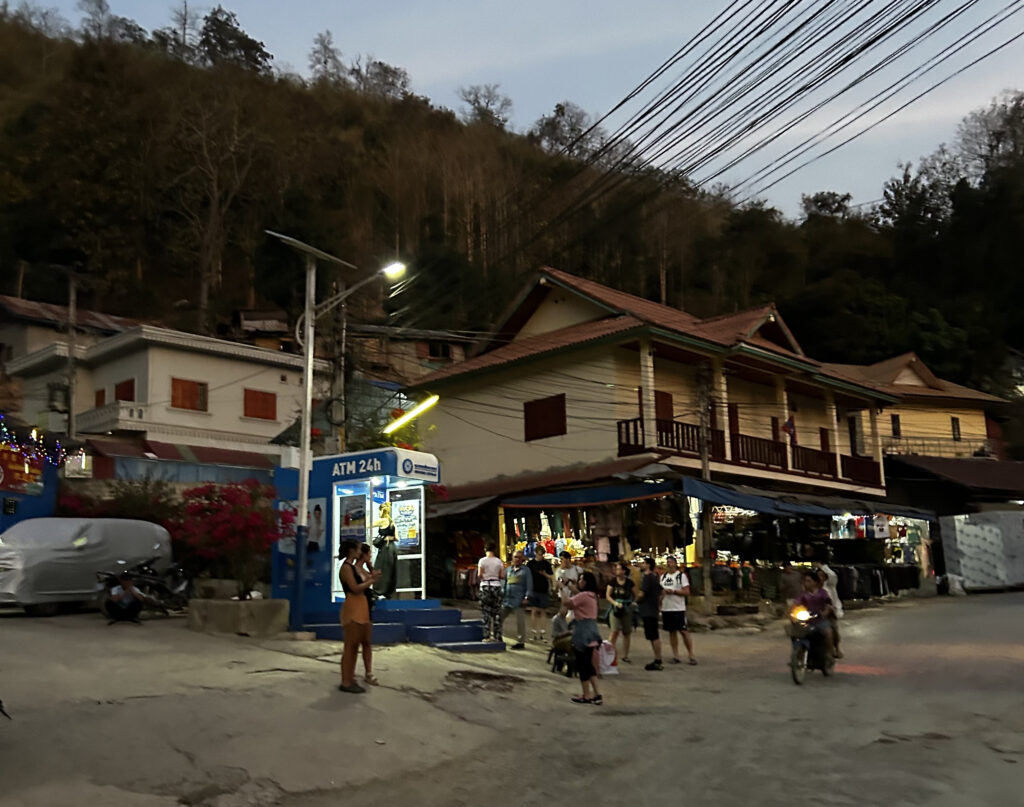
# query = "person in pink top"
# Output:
<box><xmin>566</xmin><ymin>570</ymin><xmax>603</xmax><ymax>705</ymax></box>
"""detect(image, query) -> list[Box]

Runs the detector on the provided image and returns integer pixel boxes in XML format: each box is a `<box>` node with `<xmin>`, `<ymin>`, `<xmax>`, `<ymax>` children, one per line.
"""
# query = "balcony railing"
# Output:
<box><xmin>77</xmin><ymin>401</ymin><xmax>148</xmax><ymax>434</ymax></box>
<box><xmin>616</xmin><ymin>418</ymin><xmax>883</xmax><ymax>487</ymax></box>
<box><xmin>731</xmin><ymin>433</ymin><xmax>788</xmax><ymax>471</ymax></box>
<box><xmin>792</xmin><ymin>444</ymin><xmax>838</xmax><ymax>477</ymax></box>
<box><xmin>841</xmin><ymin>454</ymin><xmax>882</xmax><ymax>486</ymax></box>
<box><xmin>883</xmin><ymin>436</ymin><xmax>997</xmax><ymax>459</ymax></box>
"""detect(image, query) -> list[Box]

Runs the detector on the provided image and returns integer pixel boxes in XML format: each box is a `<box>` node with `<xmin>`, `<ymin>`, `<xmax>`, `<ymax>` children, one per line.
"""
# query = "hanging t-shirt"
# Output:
<box><xmin>660</xmin><ymin>570</ymin><xmax>689</xmax><ymax>612</ymax></box>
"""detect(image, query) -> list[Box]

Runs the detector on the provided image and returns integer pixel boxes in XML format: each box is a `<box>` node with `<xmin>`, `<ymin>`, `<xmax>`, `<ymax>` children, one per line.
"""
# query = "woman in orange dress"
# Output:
<box><xmin>338</xmin><ymin>539</ymin><xmax>380</xmax><ymax>693</ymax></box>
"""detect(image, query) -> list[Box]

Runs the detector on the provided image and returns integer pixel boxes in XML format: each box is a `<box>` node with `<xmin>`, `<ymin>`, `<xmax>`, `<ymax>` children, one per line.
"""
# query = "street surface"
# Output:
<box><xmin>1</xmin><ymin>594</ymin><xmax>1022</xmax><ymax>806</ymax></box>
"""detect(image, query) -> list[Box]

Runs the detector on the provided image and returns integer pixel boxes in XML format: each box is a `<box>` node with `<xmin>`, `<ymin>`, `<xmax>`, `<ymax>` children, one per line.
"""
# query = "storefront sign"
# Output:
<box><xmin>328</xmin><ymin>448</ymin><xmax>440</xmax><ymax>483</ymax></box>
<box><xmin>0</xmin><ymin>446</ymin><xmax>44</xmax><ymax>496</ymax></box>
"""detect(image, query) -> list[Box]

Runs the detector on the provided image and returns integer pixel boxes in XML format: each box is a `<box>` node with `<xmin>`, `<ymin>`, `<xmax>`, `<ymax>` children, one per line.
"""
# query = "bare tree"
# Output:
<box><xmin>309</xmin><ymin>29</ymin><xmax>346</xmax><ymax>85</ymax></box>
<box><xmin>458</xmin><ymin>83</ymin><xmax>513</xmax><ymax>128</ymax></box>
<box><xmin>75</xmin><ymin>0</ymin><xmax>110</xmax><ymax>38</ymax></box>
<box><xmin>957</xmin><ymin>91</ymin><xmax>1024</xmax><ymax>182</ymax></box>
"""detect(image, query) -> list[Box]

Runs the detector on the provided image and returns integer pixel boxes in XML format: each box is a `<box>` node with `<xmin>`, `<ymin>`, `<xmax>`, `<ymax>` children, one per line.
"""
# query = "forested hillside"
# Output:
<box><xmin>2</xmin><ymin>3</ymin><xmax>1023</xmax><ymax>403</ymax></box>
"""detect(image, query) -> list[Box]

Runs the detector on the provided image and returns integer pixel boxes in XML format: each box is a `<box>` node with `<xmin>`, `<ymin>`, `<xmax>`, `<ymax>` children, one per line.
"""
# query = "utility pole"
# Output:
<box><xmin>330</xmin><ymin>279</ymin><xmax>348</xmax><ymax>454</ymax></box>
<box><xmin>66</xmin><ymin>275</ymin><xmax>78</xmax><ymax>441</ymax></box>
<box><xmin>697</xmin><ymin>361</ymin><xmax>714</xmax><ymax>616</ymax></box>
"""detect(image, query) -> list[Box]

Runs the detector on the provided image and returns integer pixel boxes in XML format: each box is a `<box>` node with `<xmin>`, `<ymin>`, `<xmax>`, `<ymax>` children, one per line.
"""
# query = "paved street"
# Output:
<box><xmin>2</xmin><ymin>594</ymin><xmax>1023</xmax><ymax>806</ymax></box>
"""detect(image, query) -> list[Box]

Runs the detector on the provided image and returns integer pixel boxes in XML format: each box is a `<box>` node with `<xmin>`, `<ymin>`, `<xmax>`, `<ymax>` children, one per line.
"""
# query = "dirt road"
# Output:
<box><xmin>2</xmin><ymin>594</ymin><xmax>1022</xmax><ymax>806</ymax></box>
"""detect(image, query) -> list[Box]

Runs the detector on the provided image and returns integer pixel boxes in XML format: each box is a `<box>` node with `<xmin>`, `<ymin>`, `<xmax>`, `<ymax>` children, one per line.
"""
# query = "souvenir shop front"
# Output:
<box><xmin>495</xmin><ymin>480</ymin><xmax>695</xmax><ymax>573</ymax></box>
<box><xmin>682</xmin><ymin>477</ymin><xmax>934</xmax><ymax>602</ymax></box>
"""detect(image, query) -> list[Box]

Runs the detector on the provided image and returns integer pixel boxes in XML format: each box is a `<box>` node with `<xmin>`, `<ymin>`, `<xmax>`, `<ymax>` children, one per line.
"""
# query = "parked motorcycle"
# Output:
<box><xmin>787</xmin><ymin>604</ymin><xmax>835</xmax><ymax>685</ymax></box>
<box><xmin>95</xmin><ymin>555</ymin><xmax>193</xmax><ymax>620</ymax></box>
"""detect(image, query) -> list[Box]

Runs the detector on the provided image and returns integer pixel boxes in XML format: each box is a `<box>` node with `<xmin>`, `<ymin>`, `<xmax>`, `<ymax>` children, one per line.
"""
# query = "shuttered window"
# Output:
<box><xmin>244</xmin><ymin>389</ymin><xmax>277</xmax><ymax>420</ymax></box>
<box><xmin>94</xmin><ymin>389</ymin><xmax>106</xmax><ymax>408</ymax></box>
<box><xmin>891</xmin><ymin>414</ymin><xmax>902</xmax><ymax>438</ymax></box>
<box><xmin>524</xmin><ymin>394</ymin><xmax>566</xmax><ymax>442</ymax></box>
<box><xmin>951</xmin><ymin>416</ymin><xmax>961</xmax><ymax>441</ymax></box>
<box><xmin>171</xmin><ymin>378</ymin><xmax>208</xmax><ymax>412</ymax></box>
<box><xmin>114</xmin><ymin>379</ymin><xmax>135</xmax><ymax>402</ymax></box>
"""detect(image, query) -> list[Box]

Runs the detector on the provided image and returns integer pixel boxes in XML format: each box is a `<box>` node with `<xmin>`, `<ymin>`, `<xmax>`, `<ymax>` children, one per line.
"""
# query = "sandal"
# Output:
<box><xmin>364</xmin><ymin>674</ymin><xmax>380</xmax><ymax>686</ymax></box>
<box><xmin>571</xmin><ymin>696</ymin><xmax>592</xmax><ymax>704</ymax></box>
<box><xmin>688</xmin><ymin>658</ymin><xmax>698</xmax><ymax>666</ymax></box>
<box><xmin>338</xmin><ymin>683</ymin><xmax>366</xmax><ymax>694</ymax></box>
<box><xmin>621</xmin><ymin>657</ymin><xmax>631</xmax><ymax>664</ymax></box>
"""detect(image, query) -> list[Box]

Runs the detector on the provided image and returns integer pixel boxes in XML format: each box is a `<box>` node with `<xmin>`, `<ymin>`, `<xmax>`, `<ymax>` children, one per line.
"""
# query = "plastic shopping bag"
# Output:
<box><xmin>596</xmin><ymin>640</ymin><xmax>619</xmax><ymax>676</ymax></box>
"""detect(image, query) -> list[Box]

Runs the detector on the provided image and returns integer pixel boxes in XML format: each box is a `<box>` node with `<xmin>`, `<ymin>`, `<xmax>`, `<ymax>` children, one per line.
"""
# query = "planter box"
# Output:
<box><xmin>194</xmin><ymin>579</ymin><xmax>271</xmax><ymax>600</ymax></box>
<box><xmin>187</xmin><ymin>598</ymin><xmax>289</xmax><ymax>638</ymax></box>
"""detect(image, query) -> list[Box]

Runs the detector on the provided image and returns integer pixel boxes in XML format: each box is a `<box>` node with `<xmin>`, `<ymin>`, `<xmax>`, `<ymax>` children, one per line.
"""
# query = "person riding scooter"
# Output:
<box><xmin>796</xmin><ymin>570</ymin><xmax>835</xmax><ymax>652</ymax></box>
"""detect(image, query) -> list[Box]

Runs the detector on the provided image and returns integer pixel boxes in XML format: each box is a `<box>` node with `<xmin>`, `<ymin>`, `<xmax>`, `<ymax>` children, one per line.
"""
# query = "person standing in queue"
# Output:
<box><xmin>606</xmin><ymin>560</ymin><xmax>636</xmax><ymax>664</ymax></box>
<box><xmin>637</xmin><ymin>557</ymin><xmax>664</xmax><ymax>671</ymax></box>
<box><xmin>566</xmin><ymin>571</ymin><xmax>603</xmax><ymax>705</ymax></box>
<box><xmin>338</xmin><ymin>539</ymin><xmax>381</xmax><ymax>693</ymax></box>
<box><xmin>660</xmin><ymin>555</ymin><xmax>697</xmax><ymax>665</ymax></box>
<box><xmin>501</xmin><ymin>550</ymin><xmax>533</xmax><ymax>649</ymax></box>
<box><xmin>527</xmin><ymin>545</ymin><xmax>555</xmax><ymax>641</ymax></box>
<box><xmin>477</xmin><ymin>542</ymin><xmax>505</xmax><ymax>642</ymax></box>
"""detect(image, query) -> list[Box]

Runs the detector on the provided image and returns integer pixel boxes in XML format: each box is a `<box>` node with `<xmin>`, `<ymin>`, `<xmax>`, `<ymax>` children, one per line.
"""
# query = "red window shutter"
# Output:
<box><xmin>114</xmin><ymin>379</ymin><xmax>135</xmax><ymax>402</ymax></box>
<box><xmin>524</xmin><ymin>394</ymin><xmax>567</xmax><ymax>441</ymax></box>
<box><xmin>94</xmin><ymin>389</ymin><xmax>106</xmax><ymax>408</ymax></box>
<box><xmin>244</xmin><ymin>389</ymin><xmax>277</xmax><ymax>420</ymax></box>
<box><xmin>172</xmin><ymin>378</ymin><xmax>206</xmax><ymax>411</ymax></box>
<box><xmin>416</xmin><ymin>342</ymin><xmax>429</xmax><ymax>359</ymax></box>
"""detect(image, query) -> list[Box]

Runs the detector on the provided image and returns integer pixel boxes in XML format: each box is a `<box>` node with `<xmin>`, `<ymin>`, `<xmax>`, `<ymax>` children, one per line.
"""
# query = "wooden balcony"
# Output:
<box><xmin>616</xmin><ymin>416</ymin><xmax>884</xmax><ymax>488</ymax></box>
<box><xmin>792</xmin><ymin>444</ymin><xmax>837</xmax><ymax>477</ymax></box>
<box><xmin>841</xmin><ymin>454</ymin><xmax>882</xmax><ymax>487</ymax></box>
<box><xmin>731</xmin><ymin>433</ymin><xmax>787</xmax><ymax>471</ymax></box>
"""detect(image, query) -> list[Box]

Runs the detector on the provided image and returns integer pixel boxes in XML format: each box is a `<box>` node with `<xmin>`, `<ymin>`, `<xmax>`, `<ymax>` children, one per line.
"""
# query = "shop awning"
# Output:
<box><xmin>501</xmin><ymin>480</ymin><xmax>676</xmax><ymax>509</ymax></box>
<box><xmin>427</xmin><ymin>496</ymin><xmax>494</xmax><ymax>519</ymax></box>
<box><xmin>682</xmin><ymin>478</ymin><xmax>934</xmax><ymax>520</ymax></box>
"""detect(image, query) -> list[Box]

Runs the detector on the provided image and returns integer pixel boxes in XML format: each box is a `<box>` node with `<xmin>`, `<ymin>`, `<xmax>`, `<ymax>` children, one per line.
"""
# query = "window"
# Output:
<box><xmin>890</xmin><ymin>414</ymin><xmax>902</xmax><ymax>438</ymax></box>
<box><xmin>114</xmin><ymin>379</ymin><xmax>135</xmax><ymax>402</ymax></box>
<box><xmin>427</xmin><ymin>341</ymin><xmax>452</xmax><ymax>360</ymax></box>
<box><xmin>951</xmin><ymin>416</ymin><xmax>962</xmax><ymax>441</ymax></box>
<box><xmin>94</xmin><ymin>389</ymin><xmax>106</xmax><ymax>408</ymax></box>
<box><xmin>524</xmin><ymin>394</ymin><xmax>566</xmax><ymax>441</ymax></box>
<box><xmin>244</xmin><ymin>388</ymin><xmax>277</xmax><ymax>420</ymax></box>
<box><xmin>171</xmin><ymin>378</ymin><xmax>208</xmax><ymax>411</ymax></box>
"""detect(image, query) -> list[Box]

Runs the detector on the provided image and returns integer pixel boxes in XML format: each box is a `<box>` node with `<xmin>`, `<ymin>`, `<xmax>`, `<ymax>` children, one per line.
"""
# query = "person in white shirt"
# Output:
<box><xmin>660</xmin><ymin>555</ymin><xmax>697</xmax><ymax>665</ymax></box>
<box><xmin>477</xmin><ymin>543</ymin><xmax>505</xmax><ymax>642</ymax></box>
<box><xmin>555</xmin><ymin>551</ymin><xmax>582</xmax><ymax>606</ymax></box>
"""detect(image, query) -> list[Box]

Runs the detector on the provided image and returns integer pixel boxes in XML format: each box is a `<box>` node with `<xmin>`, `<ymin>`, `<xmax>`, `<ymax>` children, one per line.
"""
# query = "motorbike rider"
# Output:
<box><xmin>796</xmin><ymin>570</ymin><xmax>835</xmax><ymax>654</ymax></box>
<box><xmin>813</xmin><ymin>560</ymin><xmax>844</xmax><ymax>659</ymax></box>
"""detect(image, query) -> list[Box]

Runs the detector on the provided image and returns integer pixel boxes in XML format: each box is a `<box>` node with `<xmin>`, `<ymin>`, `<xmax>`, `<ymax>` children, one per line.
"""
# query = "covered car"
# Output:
<box><xmin>0</xmin><ymin>518</ymin><xmax>171</xmax><ymax>616</ymax></box>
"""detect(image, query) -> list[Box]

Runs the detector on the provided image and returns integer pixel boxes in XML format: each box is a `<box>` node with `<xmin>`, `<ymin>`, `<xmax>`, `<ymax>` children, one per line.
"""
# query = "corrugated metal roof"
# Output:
<box><xmin>0</xmin><ymin>295</ymin><xmax>138</xmax><ymax>333</ymax></box>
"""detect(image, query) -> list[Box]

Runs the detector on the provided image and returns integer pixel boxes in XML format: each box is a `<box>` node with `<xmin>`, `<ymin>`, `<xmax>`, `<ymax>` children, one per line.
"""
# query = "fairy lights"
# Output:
<box><xmin>0</xmin><ymin>414</ymin><xmax>68</xmax><ymax>466</ymax></box>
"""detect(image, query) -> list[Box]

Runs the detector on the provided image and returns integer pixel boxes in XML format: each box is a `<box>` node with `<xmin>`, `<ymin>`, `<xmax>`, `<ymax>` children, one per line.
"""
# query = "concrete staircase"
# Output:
<box><xmin>303</xmin><ymin>599</ymin><xmax>505</xmax><ymax>653</ymax></box>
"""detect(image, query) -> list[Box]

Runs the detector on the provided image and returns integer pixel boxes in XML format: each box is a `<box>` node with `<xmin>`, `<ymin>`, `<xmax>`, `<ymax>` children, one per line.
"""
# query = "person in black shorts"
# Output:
<box><xmin>637</xmin><ymin>557</ymin><xmax>664</xmax><ymax>671</ymax></box>
<box><xmin>526</xmin><ymin>545</ymin><xmax>554</xmax><ymax>641</ymax></box>
<box><xmin>660</xmin><ymin>555</ymin><xmax>697</xmax><ymax>665</ymax></box>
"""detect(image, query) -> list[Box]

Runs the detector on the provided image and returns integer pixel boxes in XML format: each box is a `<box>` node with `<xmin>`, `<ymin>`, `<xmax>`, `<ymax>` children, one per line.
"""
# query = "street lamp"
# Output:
<box><xmin>265</xmin><ymin>230</ymin><xmax>407</xmax><ymax>631</ymax></box>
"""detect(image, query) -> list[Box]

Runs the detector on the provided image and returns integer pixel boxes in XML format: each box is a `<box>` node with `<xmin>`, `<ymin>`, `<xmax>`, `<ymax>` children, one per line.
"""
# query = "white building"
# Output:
<box><xmin>6</xmin><ymin>324</ymin><xmax>329</xmax><ymax>478</ymax></box>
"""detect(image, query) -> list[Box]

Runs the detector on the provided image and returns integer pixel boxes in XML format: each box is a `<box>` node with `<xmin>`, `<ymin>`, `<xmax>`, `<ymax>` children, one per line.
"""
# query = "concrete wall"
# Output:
<box><xmin>144</xmin><ymin>346</ymin><xmax>307</xmax><ymax>443</ymax></box>
<box><xmin>91</xmin><ymin>349</ymin><xmax>151</xmax><ymax>404</ymax></box>
<box><xmin>18</xmin><ymin>366</ymin><xmax>93</xmax><ymax>429</ymax></box>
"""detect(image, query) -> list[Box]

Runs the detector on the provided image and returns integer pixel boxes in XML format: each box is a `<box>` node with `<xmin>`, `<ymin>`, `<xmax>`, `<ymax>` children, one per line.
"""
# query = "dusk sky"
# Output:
<box><xmin>48</xmin><ymin>0</ymin><xmax>1024</xmax><ymax>216</ymax></box>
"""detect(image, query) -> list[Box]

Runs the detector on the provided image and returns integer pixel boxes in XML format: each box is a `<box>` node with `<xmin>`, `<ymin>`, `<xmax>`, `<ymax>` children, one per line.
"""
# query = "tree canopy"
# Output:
<box><xmin>1</xmin><ymin>4</ymin><xmax>1022</xmax><ymax>433</ymax></box>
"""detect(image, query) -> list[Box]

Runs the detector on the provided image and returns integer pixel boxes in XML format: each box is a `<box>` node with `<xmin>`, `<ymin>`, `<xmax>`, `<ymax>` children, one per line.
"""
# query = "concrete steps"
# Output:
<box><xmin>302</xmin><ymin>599</ymin><xmax>503</xmax><ymax>652</ymax></box>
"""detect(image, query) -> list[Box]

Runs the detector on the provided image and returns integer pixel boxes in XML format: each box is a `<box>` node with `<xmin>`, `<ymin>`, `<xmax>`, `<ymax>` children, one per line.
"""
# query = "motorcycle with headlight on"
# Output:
<box><xmin>786</xmin><ymin>604</ymin><xmax>835</xmax><ymax>685</ymax></box>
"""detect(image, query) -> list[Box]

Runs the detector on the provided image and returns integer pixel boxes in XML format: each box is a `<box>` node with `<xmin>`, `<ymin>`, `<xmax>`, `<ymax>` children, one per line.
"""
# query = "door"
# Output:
<box><xmin>819</xmin><ymin>427</ymin><xmax>830</xmax><ymax>453</ymax></box>
<box><xmin>728</xmin><ymin>403</ymin><xmax>739</xmax><ymax>437</ymax></box>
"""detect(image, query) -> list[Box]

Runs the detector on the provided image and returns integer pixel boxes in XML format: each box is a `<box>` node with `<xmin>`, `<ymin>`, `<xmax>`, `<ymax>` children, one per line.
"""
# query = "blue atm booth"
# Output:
<box><xmin>273</xmin><ymin>447</ymin><xmax>441</xmax><ymax>630</ymax></box>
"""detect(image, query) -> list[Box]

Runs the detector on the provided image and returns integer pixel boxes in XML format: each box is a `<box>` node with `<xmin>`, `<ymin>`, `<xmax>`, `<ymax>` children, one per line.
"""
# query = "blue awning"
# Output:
<box><xmin>501</xmin><ymin>481</ymin><xmax>676</xmax><ymax>509</ymax></box>
<box><xmin>681</xmin><ymin>478</ymin><xmax>934</xmax><ymax>520</ymax></box>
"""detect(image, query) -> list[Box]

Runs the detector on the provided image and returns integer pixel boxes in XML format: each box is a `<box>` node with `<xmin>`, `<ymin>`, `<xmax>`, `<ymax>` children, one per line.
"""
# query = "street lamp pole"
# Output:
<box><xmin>293</xmin><ymin>252</ymin><xmax>316</xmax><ymax>631</ymax></box>
<box><xmin>265</xmin><ymin>231</ymin><xmax>405</xmax><ymax>632</ymax></box>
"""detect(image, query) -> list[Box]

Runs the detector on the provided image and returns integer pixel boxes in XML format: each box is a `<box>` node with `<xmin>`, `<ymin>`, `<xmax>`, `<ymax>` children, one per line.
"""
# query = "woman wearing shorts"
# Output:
<box><xmin>606</xmin><ymin>560</ymin><xmax>636</xmax><ymax>663</ymax></box>
<box><xmin>568</xmin><ymin>571</ymin><xmax>603</xmax><ymax>704</ymax></box>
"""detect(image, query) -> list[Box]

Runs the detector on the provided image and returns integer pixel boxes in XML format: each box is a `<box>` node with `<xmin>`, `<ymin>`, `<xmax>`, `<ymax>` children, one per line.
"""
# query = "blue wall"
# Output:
<box><xmin>0</xmin><ymin>464</ymin><xmax>59</xmax><ymax>534</ymax></box>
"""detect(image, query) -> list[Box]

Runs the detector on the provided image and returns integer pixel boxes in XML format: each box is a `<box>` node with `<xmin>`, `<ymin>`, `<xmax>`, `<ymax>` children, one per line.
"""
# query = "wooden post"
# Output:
<box><xmin>639</xmin><ymin>336</ymin><xmax>657</xmax><ymax>448</ymax></box>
